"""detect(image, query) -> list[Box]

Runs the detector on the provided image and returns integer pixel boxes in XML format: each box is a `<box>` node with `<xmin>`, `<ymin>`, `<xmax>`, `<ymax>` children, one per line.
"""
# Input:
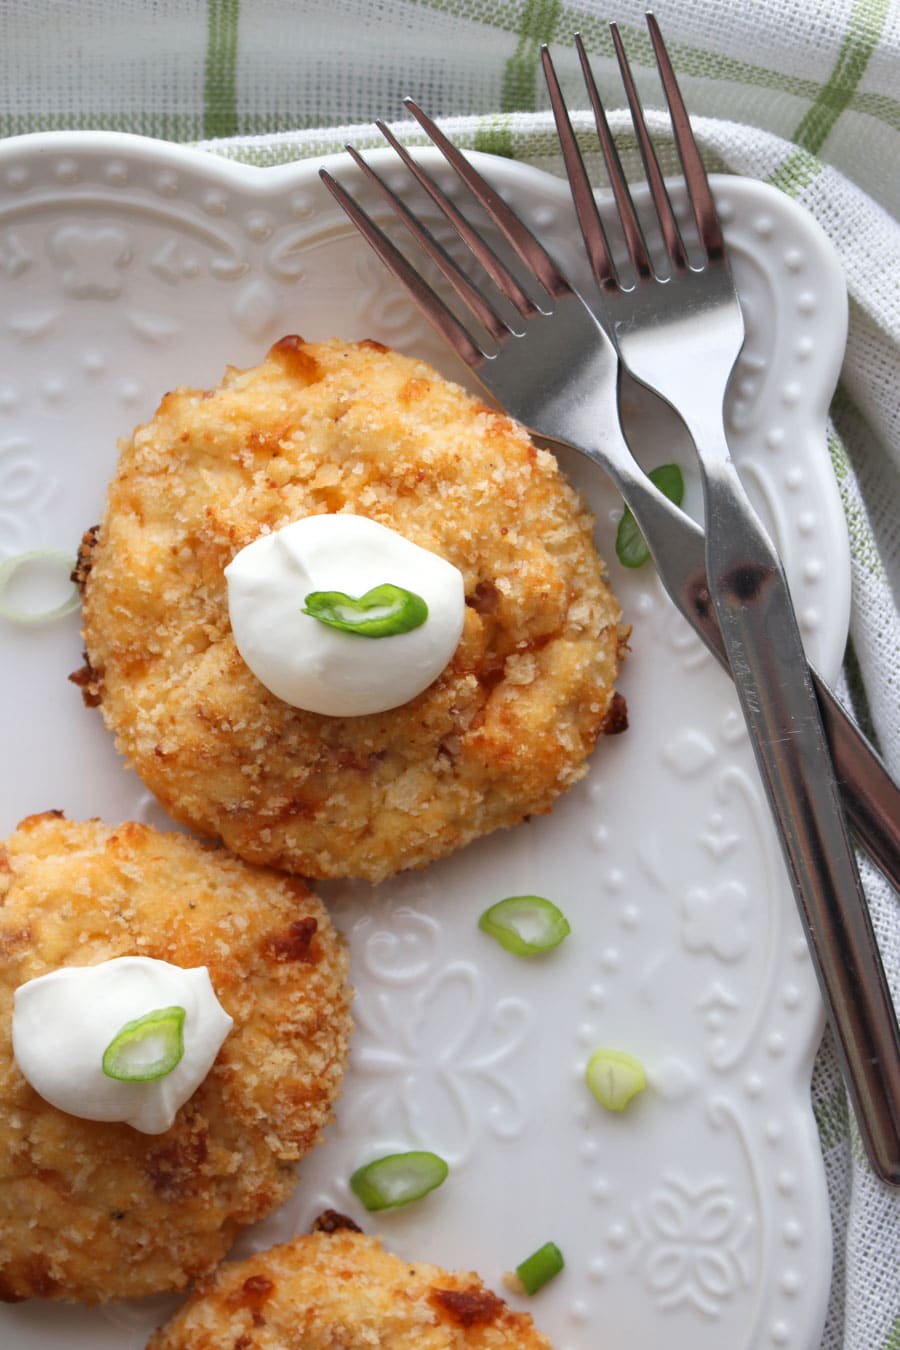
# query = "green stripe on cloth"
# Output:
<box><xmin>501</xmin><ymin>0</ymin><xmax>561</xmax><ymax>113</ymax></box>
<box><xmin>204</xmin><ymin>0</ymin><xmax>240</xmax><ymax>140</ymax></box>
<box><xmin>849</xmin><ymin>1114</ymin><xmax>872</xmax><ymax>1171</ymax></box>
<box><xmin>827</xmin><ymin>410</ymin><xmax>885</xmax><ymax>580</ymax></box>
<box><xmin>843</xmin><ymin>638</ymin><xmax>881</xmax><ymax>754</ymax></box>
<box><xmin>793</xmin><ymin>0</ymin><xmax>890</xmax><ymax>154</ymax></box>
<box><xmin>885</xmin><ymin>1314</ymin><xmax>900</xmax><ymax>1350</ymax></box>
<box><xmin>812</xmin><ymin>1079</ymin><xmax>851</xmax><ymax>1150</ymax></box>
<box><xmin>0</xmin><ymin>110</ymin><xmax>202</xmax><ymax>140</ymax></box>
<box><xmin>854</xmin><ymin>87</ymin><xmax>900</xmax><ymax>130</ymax></box>
<box><xmin>767</xmin><ymin>146</ymin><xmax>824</xmax><ymax>197</ymax></box>
<box><xmin>473</xmin><ymin>116</ymin><xmax>515</xmax><ymax>158</ymax></box>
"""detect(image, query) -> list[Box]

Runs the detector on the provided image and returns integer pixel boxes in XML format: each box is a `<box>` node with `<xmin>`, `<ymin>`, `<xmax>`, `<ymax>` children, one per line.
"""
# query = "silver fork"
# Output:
<box><xmin>382</xmin><ymin>98</ymin><xmax>900</xmax><ymax>907</ymax></box>
<box><xmin>319</xmin><ymin>75</ymin><xmax>900</xmax><ymax>1183</ymax></box>
<box><xmin>543</xmin><ymin>14</ymin><xmax>899</xmax><ymax>1182</ymax></box>
<box><xmin>320</xmin><ymin>125</ymin><xmax>900</xmax><ymax>904</ymax></box>
<box><xmin>320</xmin><ymin>136</ymin><xmax>703</xmax><ymax>617</ymax></box>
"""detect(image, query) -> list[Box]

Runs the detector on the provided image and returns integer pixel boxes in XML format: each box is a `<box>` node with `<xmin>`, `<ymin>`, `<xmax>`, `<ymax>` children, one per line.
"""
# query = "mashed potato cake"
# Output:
<box><xmin>0</xmin><ymin>813</ymin><xmax>352</xmax><ymax>1304</ymax></box>
<box><xmin>77</xmin><ymin>336</ymin><xmax>628</xmax><ymax>883</ymax></box>
<box><xmin>147</xmin><ymin>1222</ymin><xmax>554</xmax><ymax>1349</ymax></box>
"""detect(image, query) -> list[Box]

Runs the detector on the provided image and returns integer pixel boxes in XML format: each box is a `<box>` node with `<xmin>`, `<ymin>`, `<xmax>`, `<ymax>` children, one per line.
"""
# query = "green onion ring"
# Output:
<box><xmin>101</xmin><ymin>1005</ymin><xmax>186</xmax><ymax>1082</ymax></box>
<box><xmin>615</xmin><ymin>464</ymin><xmax>685</xmax><ymax>568</ymax></box>
<box><xmin>349</xmin><ymin>1150</ymin><xmax>449</xmax><ymax>1211</ymax></box>
<box><xmin>478</xmin><ymin>895</ymin><xmax>570</xmax><ymax>957</ymax></box>
<box><xmin>515</xmin><ymin>1241</ymin><xmax>565</xmax><ymax>1295</ymax></box>
<box><xmin>302</xmin><ymin>582</ymin><xmax>428</xmax><ymax>637</ymax></box>
<box><xmin>0</xmin><ymin>549</ymin><xmax>81</xmax><ymax>625</ymax></box>
<box><xmin>585</xmin><ymin>1048</ymin><xmax>647</xmax><ymax>1111</ymax></box>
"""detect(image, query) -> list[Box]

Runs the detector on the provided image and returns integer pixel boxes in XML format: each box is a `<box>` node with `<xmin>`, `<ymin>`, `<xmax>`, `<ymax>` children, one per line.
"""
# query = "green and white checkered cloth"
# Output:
<box><xmin>2</xmin><ymin>2</ymin><xmax>898</xmax><ymax>1346</ymax></box>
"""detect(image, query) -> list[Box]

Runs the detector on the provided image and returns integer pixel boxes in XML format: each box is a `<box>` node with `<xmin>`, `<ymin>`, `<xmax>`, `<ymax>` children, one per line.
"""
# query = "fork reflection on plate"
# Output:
<box><xmin>319</xmin><ymin>17</ymin><xmax>900</xmax><ymax>1184</ymax></box>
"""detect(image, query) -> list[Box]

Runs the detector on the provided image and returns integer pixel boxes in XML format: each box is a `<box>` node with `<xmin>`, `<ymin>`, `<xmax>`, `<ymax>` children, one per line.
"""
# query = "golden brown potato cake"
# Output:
<box><xmin>147</xmin><ymin>1221</ymin><xmax>554</xmax><ymax>1349</ymax></box>
<box><xmin>0</xmin><ymin>813</ymin><xmax>352</xmax><ymax>1304</ymax></box>
<box><xmin>77</xmin><ymin>336</ymin><xmax>627</xmax><ymax>883</ymax></box>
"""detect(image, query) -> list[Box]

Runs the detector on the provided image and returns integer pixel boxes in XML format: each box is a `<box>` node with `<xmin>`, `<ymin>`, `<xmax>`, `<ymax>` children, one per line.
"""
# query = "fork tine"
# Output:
<box><xmin>646</xmin><ymin>12</ymin><xmax>724</xmax><ymax>262</ymax></box>
<box><xmin>374</xmin><ymin>117</ymin><xmax>538</xmax><ymax>317</ymax></box>
<box><xmin>402</xmin><ymin>98</ymin><xmax>570</xmax><ymax>300</ymax></box>
<box><xmin>342</xmin><ymin>145</ymin><xmax>511</xmax><ymax>343</ymax></box>
<box><xmin>319</xmin><ymin>167</ymin><xmax>486</xmax><ymax>368</ymax></box>
<box><xmin>609</xmin><ymin>20</ymin><xmax>688</xmax><ymax>274</ymax></box>
<box><xmin>540</xmin><ymin>44</ymin><xmax>620</xmax><ymax>292</ymax></box>
<box><xmin>568</xmin><ymin>35</ymin><xmax>654</xmax><ymax>283</ymax></box>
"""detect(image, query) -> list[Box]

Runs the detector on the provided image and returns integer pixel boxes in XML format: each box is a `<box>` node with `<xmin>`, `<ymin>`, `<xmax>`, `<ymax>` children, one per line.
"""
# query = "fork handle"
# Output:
<box><xmin>699</xmin><ymin>454</ymin><xmax>900</xmax><ymax>1186</ymax></box>
<box><xmin>639</xmin><ymin>496</ymin><xmax>900</xmax><ymax>894</ymax></box>
<box><xmin>609</xmin><ymin>459</ymin><xmax>900</xmax><ymax>895</ymax></box>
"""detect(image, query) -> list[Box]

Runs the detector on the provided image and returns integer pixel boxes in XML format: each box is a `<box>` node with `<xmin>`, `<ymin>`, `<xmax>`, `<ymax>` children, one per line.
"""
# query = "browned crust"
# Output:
<box><xmin>79</xmin><ymin>336</ymin><xmax>627</xmax><ymax>883</ymax></box>
<box><xmin>71</xmin><ymin>525</ymin><xmax>100</xmax><ymax>593</ymax></box>
<box><xmin>146</xmin><ymin>1229</ymin><xmax>554</xmax><ymax>1349</ymax></box>
<box><xmin>428</xmin><ymin>1286</ymin><xmax>507</xmax><ymax>1327</ymax></box>
<box><xmin>309</xmin><ymin>1208</ymin><xmax>362</xmax><ymax>1235</ymax></box>
<box><xmin>68</xmin><ymin>652</ymin><xmax>103</xmax><ymax>708</ymax></box>
<box><xmin>600</xmin><ymin>690</ymin><xmax>629</xmax><ymax>736</ymax></box>
<box><xmin>0</xmin><ymin>814</ymin><xmax>352</xmax><ymax>1304</ymax></box>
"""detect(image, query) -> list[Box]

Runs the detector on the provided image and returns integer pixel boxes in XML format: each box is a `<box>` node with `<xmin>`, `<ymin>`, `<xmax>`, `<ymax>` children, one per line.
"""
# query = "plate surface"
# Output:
<box><xmin>0</xmin><ymin>135</ymin><xmax>850</xmax><ymax>1350</ymax></box>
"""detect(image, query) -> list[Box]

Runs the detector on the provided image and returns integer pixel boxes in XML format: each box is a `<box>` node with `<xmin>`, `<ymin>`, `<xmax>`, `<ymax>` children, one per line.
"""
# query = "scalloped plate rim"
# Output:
<box><xmin>0</xmin><ymin>131</ymin><xmax>851</xmax><ymax>1350</ymax></box>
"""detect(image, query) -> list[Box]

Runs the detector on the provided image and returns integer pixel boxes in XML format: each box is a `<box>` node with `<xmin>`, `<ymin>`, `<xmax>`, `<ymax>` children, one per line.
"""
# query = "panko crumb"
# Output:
<box><xmin>78</xmin><ymin>336</ymin><xmax>628</xmax><ymax>883</ymax></box>
<box><xmin>147</xmin><ymin>1227</ymin><xmax>554</xmax><ymax>1349</ymax></box>
<box><xmin>503</xmin><ymin>1270</ymin><xmax>528</xmax><ymax>1297</ymax></box>
<box><xmin>0</xmin><ymin>813</ymin><xmax>352</xmax><ymax>1304</ymax></box>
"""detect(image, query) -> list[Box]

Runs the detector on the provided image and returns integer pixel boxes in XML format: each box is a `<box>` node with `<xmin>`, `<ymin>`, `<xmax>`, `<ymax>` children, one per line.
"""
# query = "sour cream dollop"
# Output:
<box><xmin>225</xmin><ymin>514</ymin><xmax>466</xmax><ymax>717</ymax></box>
<box><xmin>12</xmin><ymin>956</ymin><xmax>233</xmax><ymax>1135</ymax></box>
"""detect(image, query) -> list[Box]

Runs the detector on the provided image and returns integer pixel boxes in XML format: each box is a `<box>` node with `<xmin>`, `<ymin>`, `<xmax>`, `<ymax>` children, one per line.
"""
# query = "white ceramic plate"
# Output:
<box><xmin>0</xmin><ymin>135</ymin><xmax>850</xmax><ymax>1350</ymax></box>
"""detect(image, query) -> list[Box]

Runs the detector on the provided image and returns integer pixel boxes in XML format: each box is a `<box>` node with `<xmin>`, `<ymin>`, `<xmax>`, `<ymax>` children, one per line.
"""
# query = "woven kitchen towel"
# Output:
<box><xmin>1</xmin><ymin>2</ymin><xmax>898</xmax><ymax>1347</ymax></box>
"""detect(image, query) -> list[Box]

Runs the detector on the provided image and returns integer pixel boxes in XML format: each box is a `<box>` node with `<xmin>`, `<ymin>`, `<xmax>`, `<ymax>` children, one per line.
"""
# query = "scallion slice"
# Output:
<box><xmin>302</xmin><ymin>583</ymin><xmax>428</xmax><ymax>637</ymax></box>
<box><xmin>0</xmin><ymin>549</ymin><xmax>80</xmax><ymax>625</ymax></box>
<box><xmin>615</xmin><ymin>464</ymin><xmax>685</xmax><ymax>568</ymax></box>
<box><xmin>349</xmin><ymin>1151</ymin><xmax>448</xmax><ymax>1211</ymax></box>
<box><xmin>101</xmin><ymin>1005</ymin><xmax>186</xmax><ymax>1082</ymax></box>
<box><xmin>478</xmin><ymin>895</ymin><xmax>570</xmax><ymax>957</ymax></box>
<box><xmin>585</xmin><ymin>1048</ymin><xmax>647</xmax><ymax>1111</ymax></box>
<box><xmin>515</xmin><ymin>1241</ymin><xmax>565</xmax><ymax>1295</ymax></box>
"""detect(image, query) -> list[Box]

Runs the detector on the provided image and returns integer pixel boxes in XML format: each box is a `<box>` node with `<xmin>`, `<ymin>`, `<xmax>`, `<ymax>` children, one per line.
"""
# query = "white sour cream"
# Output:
<box><xmin>12</xmin><ymin>956</ymin><xmax>233</xmax><ymax>1135</ymax></box>
<box><xmin>225</xmin><ymin>514</ymin><xmax>465</xmax><ymax>717</ymax></box>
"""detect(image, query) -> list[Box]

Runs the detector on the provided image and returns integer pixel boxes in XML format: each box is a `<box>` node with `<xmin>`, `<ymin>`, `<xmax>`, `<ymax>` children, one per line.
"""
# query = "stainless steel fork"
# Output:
<box><xmin>319</xmin><ymin>70</ymin><xmax>899</xmax><ymax>1182</ymax></box>
<box><xmin>542</xmin><ymin>14</ymin><xmax>899</xmax><ymax>1184</ymax></box>
<box><xmin>321</xmin><ymin>137</ymin><xmax>699</xmax><ymax>605</ymax></box>
<box><xmin>319</xmin><ymin>121</ymin><xmax>900</xmax><ymax>897</ymax></box>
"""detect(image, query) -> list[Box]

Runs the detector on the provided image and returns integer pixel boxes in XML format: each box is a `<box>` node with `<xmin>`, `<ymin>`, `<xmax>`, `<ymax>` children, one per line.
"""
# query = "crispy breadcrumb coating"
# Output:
<box><xmin>147</xmin><ymin>1224</ymin><xmax>554</xmax><ymax>1349</ymax></box>
<box><xmin>0</xmin><ymin>813</ymin><xmax>352</xmax><ymax>1304</ymax></box>
<box><xmin>78</xmin><ymin>336</ymin><xmax>627</xmax><ymax>883</ymax></box>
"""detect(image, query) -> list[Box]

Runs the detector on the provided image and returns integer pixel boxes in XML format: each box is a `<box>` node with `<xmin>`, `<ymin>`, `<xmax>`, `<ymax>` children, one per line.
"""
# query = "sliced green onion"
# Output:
<box><xmin>0</xmin><ymin>549</ymin><xmax>81</xmax><ymax>625</ymax></box>
<box><xmin>514</xmin><ymin>1242</ymin><xmax>565</xmax><ymax>1295</ymax></box>
<box><xmin>302</xmin><ymin>583</ymin><xmax>427</xmax><ymax>637</ymax></box>
<box><xmin>101</xmin><ymin>1005</ymin><xmax>186</xmax><ymax>1082</ymax></box>
<box><xmin>585</xmin><ymin>1048</ymin><xmax>647</xmax><ymax>1111</ymax></box>
<box><xmin>615</xmin><ymin>464</ymin><xmax>685</xmax><ymax>568</ymax></box>
<box><xmin>349</xmin><ymin>1151</ymin><xmax>448</xmax><ymax>1211</ymax></box>
<box><xmin>478</xmin><ymin>895</ymin><xmax>570</xmax><ymax>957</ymax></box>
